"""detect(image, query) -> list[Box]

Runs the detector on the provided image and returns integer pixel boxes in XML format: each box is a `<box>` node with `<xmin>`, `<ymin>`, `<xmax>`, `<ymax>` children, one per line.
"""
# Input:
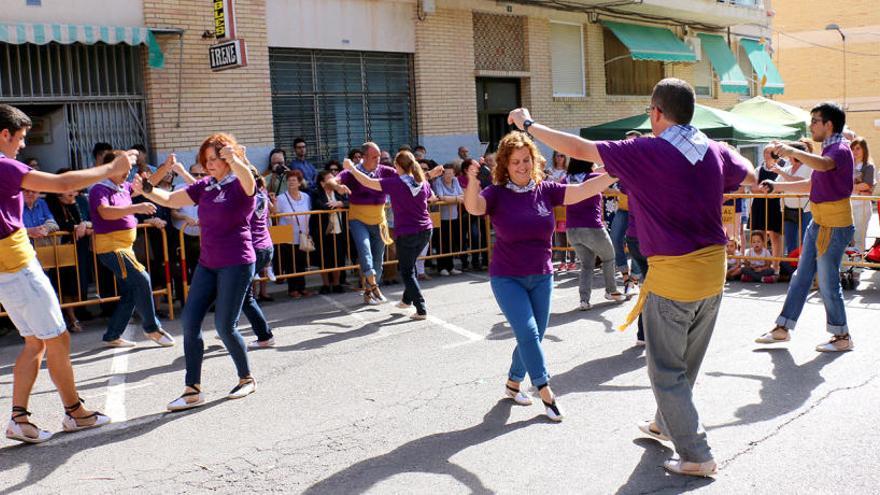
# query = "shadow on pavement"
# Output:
<box><xmin>0</xmin><ymin>398</ymin><xmax>227</xmax><ymax>495</ymax></box>
<box><xmin>614</xmin><ymin>438</ymin><xmax>714</xmax><ymax>495</ymax></box>
<box><xmin>705</xmin><ymin>348</ymin><xmax>843</xmax><ymax>430</ymax></box>
<box><xmin>553</xmin><ymin>346</ymin><xmax>649</xmax><ymax>397</ymax></box>
<box><xmin>303</xmin><ymin>400</ymin><xmax>544</xmax><ymax>495</ymax></box>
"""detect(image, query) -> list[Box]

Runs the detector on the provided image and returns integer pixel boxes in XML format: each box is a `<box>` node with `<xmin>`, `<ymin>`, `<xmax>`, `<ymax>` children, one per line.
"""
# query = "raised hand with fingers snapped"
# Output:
<box><xmin>466</xmin><ymin>159</ymin><xmax>480</xmax><ymax>179</ymax></box>
<box><xmin>172</xmin><ymin>160</ymin><xmax>187</xmax><ymax>175</ymax></box>
<box><xmin>342</xmin><ymin>158</ymin><xmax>354</xmax><ymax>171</ymax></box>
<box><xmin>507</xmin><ymin>107</ymin><xmax>533</xmax><ymax>130</ymax></box>
<box><xmin>428</xmin><ymin>164</ymin><xmax>444</xmax><ymax>179</ymax></box>
<box><xmin>219</xmin><ymin>145</ymin><xmax>243</xmax><ymax>166</ymax></box>
<box><xmin>111</xmin><ymin>150</ymin><xmax>137</xmax><ymax>177</ymax></box>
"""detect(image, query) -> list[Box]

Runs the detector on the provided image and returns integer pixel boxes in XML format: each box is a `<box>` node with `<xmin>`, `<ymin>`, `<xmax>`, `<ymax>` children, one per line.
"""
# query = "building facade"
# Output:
<box><xmin>771</xmin><ymin>0</ymin><xmax>880</xmax><ymax>146</ymax></box>
<box><xmin>1</xmin><ymin>0</ymin><xmax>779</xmax><ymax>172</ymax></box>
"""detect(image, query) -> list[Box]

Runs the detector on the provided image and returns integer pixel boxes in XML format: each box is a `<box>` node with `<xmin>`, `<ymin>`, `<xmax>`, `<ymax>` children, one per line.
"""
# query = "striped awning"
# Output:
<box><xmin>0</xmin><ymin>23</ymin><xmax>164</xmax><ymax>68</ymax></box>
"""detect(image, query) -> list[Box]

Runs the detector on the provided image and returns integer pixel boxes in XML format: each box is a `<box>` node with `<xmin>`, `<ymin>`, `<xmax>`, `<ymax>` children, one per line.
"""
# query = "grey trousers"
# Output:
<box><xmin>643</xmin><ymin>292</ymin><xmax>721</xmax><ymax>463</ymax></box>
<box><xmin>567</xmin><ymin>227</ymin><xmax>617</xmax><ymax>302</ymax></box>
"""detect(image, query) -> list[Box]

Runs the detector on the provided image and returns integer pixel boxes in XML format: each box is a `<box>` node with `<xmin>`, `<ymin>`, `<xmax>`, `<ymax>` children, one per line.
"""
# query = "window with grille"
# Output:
<box><xmin>550</xmin><ymin>22</ymin><xmax>585</xmax><ymax>97</ymax></box>
<box><xmin>603</xmin><ymin>28</ymin><xmax>664</xmax><ymax>96</ymax></box>
<box><xmin>473</xmin><ymin>12</ymin><xmax>526</xmax><ymax>72</ymax></box>
<box><xmin>269</xmin><ymin>48</ymin><xmax>416</xmax><ymax>165</ymax></box>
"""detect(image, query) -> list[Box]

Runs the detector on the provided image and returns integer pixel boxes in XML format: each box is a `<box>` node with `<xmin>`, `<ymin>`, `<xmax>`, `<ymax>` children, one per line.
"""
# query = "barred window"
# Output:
<box><xmin>269</xmin><ymin>48</ymin><xmax>416</xmax><ymax>164</ymax></box>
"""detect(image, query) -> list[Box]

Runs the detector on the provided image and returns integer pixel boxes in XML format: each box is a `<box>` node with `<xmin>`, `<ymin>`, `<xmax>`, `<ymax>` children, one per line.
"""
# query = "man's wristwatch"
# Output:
<box><xmin>522</xmin><ymin>119</ymin><xmax>534</xmax><ymax>133</ymax></box>
<box><xmin>142</xmin><ymin>180</ymin><xmax>154</xmax><ymax>193</ymax></box>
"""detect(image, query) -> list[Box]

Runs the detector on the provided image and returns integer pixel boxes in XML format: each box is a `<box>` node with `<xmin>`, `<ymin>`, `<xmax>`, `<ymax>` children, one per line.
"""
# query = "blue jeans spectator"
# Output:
<box><xmin>350</xmin><ymin>219</ymin><xmax>385</xmax><ymax>281</ymax></box>
<box><xmin>610</xmin><ymin>211</ymin><xmax>640</xmax><ymax>278</ymax></box>
<box><xmin>776</xmin><ymin>222</ymin><xmax>854</xmax><ymax>335</ymax></box>
<box><xmin>241</xmin><ymin>248</ymin><xmax>273</xmax><ymax>342</ymax></box>
<box><xmin>182</xmin><ymin>262</ymin><xmax>254</xmax><ymax>386</ymax></box>
<box><xmin>625</xmin><ymin>236</ymin><xmax>648</xmax><ymax>342</ymax></box>
<box><xmin>783</xmin><ymin>209</ymin><xmax>812</xmax><ymax>254</ymax></box>
<box><xmin>490</xmin><ymin>274</ymin><xmax>553</xmax><ymax>387</ymax></box>
<box><xmin>97</xmin><ymin>252</ymin><xmax>161</xmax><ymax>342</ymax></box>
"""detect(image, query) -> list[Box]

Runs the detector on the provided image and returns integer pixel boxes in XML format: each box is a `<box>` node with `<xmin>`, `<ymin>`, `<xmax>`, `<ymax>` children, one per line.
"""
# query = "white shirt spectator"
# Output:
<box><xmin>779</xmin><ymin>160</ymin><xmax>813</xmax><ymax>211</ymax></box>
<box><xmin>276</xmin><ymin>191</ymin><xmax>311</xmax><ymax>245</ymax></box>
<box><xmin>745</xmin><ymin>246</ymin><xmax>771</xmax><ymax>269</ymax></box>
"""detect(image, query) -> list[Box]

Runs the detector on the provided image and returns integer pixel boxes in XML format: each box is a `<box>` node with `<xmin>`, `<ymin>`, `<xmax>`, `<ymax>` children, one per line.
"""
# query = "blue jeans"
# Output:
<box><xmin>350</xmin><ymin>219</ymin><xmax>385</xmax><ymax>280</ymax></box>
<box><xmin>397</xmin><ymin>229</ymin><xmax>432</xmax><ymax>315</ymax></box>
<box><xmin>241</xmin><ymin>248</ymin><xmax>273</xmax><ymax>342</ymax></box>
<box><xmin>183</xmin><ymin>262</ymin><xmax>255</xmax><ymax>386</ymax></box>
<box><xmin>783</xmin><ymin>209</ymin><xmax>813</xmax><ymax>254</ymax></box>
<box><xmin>610</xmin><ymin>211</ymin><xmax>640</xmax><ymax>277</ymax></box>
<box><xmin>776</xmin><ymin>221</ymin><xmax>854</xmax><ymax>335</ymax></box>
<box><xmin>490</xmin><ymin>274</ymin><xmax>553</xmax><ymax>387</ymax></box>
<box><xmin>97</xmin><ymin>251</ymin><xmax>160</xmax><ymax>342</ymax></box>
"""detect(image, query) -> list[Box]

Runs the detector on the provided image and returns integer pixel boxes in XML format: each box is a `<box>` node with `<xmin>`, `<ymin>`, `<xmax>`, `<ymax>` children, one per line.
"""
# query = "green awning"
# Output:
<box><xmin>0</xmin><ymin>22</ymin><xmax>164</xmax><ymax>69</ymax></box>
<box><xmin>601</xmin><ymin>20</ymin><xmax>696</xmax><ymax>62</ymax></box>
<box><xmin>697</xmin><ymin>33</ymin><xmax>749</xmax><ymax>95</ymax></box>
<box><xmin>729</xmin><ymin>96</ymin><xmax>810</xmax><ymax>137</ymax></box>
<box><xmin>740</xmin><ymin>38</ymin><xmax>784</xmax><ymax>95</ymax></box>
<box><xmin>580</xmin><ymin>104</ymin><xmax>800</xmax><ymax>145</ymax></box>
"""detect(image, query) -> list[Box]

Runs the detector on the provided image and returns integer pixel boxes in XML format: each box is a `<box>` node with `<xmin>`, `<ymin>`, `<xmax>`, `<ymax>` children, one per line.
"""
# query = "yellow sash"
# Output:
<box><xmin>809</xmin><ymin>198</ymin><xmax>853</xmax><ymax>257</ymax></box>
<box><xmin>619</xmin><ymin>244</ymin><xmax>726</xmax><ymax>330</ymax></box>
<box><xmin>0</xmin><ymin>228</ymin><xmax>36</xmax><ymax>273</ymax></box>
<box><xmin>618</xmin><ymin>193</ymin><xmax>629</xmax><ymax>211</ymax></box>
<box><xmin>94</xmin><ymin>229</ymin><xmax>145</xmax><ymax>274</ymax></box>
<box><xmin>349</xmin><ymin>204</ymin><xmax>393</xmax><ymax>245</ymax></box>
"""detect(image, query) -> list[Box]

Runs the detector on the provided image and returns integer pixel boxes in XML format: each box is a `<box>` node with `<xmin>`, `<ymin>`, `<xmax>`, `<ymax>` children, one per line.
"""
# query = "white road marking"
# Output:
<box><xmin>428</xmin><ymin>315</ymin><xmax>482</xmax><ymax>343</ymax></box>
<box><xmin>103</xmin><ymin>325</ymin><xmax>137</xmax><ymax>422</ymax></box>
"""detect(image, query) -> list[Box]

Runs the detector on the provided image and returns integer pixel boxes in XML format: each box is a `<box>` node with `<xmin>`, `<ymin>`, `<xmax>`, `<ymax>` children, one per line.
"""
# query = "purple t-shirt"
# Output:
<box><xmin>338</xmin><ymin>164</ymin><xmax>397</xmax><ymax>205</ymax></box>
<box><xmin>186</xmin><ymin>176</ymin><xmax>256</xmax><ymax>268</ymax></box>
<box><xmin>379</xmin><ymin>177</ymin><xmax>433</xmax><ymax>237</ymax></box>
<box><xmin>811</xmin><ymin>141</ymin><xmax>854</xmax><ymax>203</ymax></box>
<box><xmin>89</xmin><ymin>182</ymin><xmax>138</xmax><ymax>234</ymax></box>
<box><xmin>597</xmin><ymin>138</ymin><xmax>749</xmax><ymax>257</ymax></box>
<box><xmin>249</xmin><ymin>189</ymin><xmax>273</xmax><ymax>251</ymax></box>
<box><xmin>563</xmin><ymin>173</ymin><xmax>603</xmax><ymax>229</ymax></box>
<box><xmin>482</xmin><ymin>181</ymin><xmax>567</xmax><ymax>277</ymax></box>
<box><xmin>0</xmin><ymin>154</ymin><xmax>31</xmax><ymax>240</ymax></box>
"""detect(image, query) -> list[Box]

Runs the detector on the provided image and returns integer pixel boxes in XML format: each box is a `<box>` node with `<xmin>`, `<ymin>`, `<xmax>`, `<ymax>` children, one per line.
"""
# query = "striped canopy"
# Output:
<box><xmin>0</xmin><ymin>22</ymin><xmax>164</xmax><ymax>68</ymax></box>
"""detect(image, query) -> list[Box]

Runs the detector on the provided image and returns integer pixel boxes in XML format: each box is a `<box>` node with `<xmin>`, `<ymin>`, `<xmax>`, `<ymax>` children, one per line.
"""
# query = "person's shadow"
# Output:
<box><xmin>614</xmin><ymin>439</ymin><xmax>714</xmax><ymax>494</ymax></box>
<box><xmin>302</xmin><ymin>400</ymin><xmax>544</xmax><ymax>495</ymax></box>
<box><xmin>552</xmin><ymin>346</ymin><xmax>648</xmax><ymax>397</ymax></box>
<box><xmin>705</xmin><ymin>348</ymin><xmax>843</xmax><ymax>430</ymax></box>
<box><xmin>0</xmin><ymin>399</ymin><xmax>226</xmax><ymax>495</ymax></box>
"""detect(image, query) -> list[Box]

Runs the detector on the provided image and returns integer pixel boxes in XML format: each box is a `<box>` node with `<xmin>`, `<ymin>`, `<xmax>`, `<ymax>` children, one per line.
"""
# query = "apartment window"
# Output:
<box><xmin>603</xmin><ymin>28</ymin><xmax>664</xmax><ymax>95</ymax></box>
<box><xmin>550</xmin><ymin>22</ymin><xmax>585</xmax><ymax>97</ymax></box>
<box><xmin>693</xmin><ymin>46</ymin><xmax>714</xmax><ymax>97</ymax></box>
<box><xmin>738</xmin><ymin>44</ymin><xmax>757</xmax><ymax>96</ymax></box>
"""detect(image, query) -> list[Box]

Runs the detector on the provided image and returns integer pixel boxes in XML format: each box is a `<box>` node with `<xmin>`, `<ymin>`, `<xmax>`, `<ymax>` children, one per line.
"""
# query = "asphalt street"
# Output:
<box><xmin>1</xmin><ymin>268</ymin><xmax>879</xmax><ymax>494</ymax></box>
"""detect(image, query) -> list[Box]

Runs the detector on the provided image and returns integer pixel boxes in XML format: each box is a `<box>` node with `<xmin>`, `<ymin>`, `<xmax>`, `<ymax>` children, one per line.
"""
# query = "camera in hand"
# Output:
<box><xmin>272</xmin><ymin>163</ymin><xmax>290</xmax><ymax>175</ymax></box>
<box><xmin>770</xmin><ymin>151</ymin><xmax>780</xmax><ymax>160</ymax></box>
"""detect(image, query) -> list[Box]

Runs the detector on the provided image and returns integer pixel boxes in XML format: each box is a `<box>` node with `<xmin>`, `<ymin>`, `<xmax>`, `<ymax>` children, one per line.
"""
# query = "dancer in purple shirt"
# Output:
<box><xmin>464</xmin><ymin>132</ymin><xmax>616</xmax><ymax>423</ymax></box>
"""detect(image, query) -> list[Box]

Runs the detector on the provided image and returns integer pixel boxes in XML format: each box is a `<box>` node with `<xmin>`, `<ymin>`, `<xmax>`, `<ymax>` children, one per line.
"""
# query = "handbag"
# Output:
<box><xmin>299</xmin><ymin>227</ymin><xmax>316</xmax><ymax>252</ymax></box>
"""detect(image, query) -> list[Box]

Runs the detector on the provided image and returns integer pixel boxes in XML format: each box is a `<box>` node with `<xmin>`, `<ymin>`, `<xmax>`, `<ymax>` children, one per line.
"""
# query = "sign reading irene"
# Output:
<box><xmin>209</xmin><ymin>39</ymin><xmax>248</xmax><ymax>71</ymax></box>
<box><xmin>213</xmin><ymin>0</ymin><xmax>236</xmax><ymax>40</ymax></box>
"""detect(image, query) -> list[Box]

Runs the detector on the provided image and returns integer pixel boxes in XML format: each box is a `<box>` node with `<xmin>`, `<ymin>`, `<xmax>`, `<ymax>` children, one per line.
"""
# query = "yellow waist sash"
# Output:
<box><xmin>618</xmin><ymin>193</ymin><xmax>629</xmax><ymax>211</ymax></box>
<box><xmin>0</xmin><ymin>228</ymin><xmax>36</xmax><ymax>273</ymax></box>
<box><xmin>809</xmin><ymin>198</ymin><xmax>853</xmax><ymax>257</ymax></box>
<box><xmin>619</xmin><ymin>244</ymin><xmax>726</xmax><ymax>330</ymax></box>
<box><xmin>94</xmin><ymin>229</ymin><xmax>145</xmax><ymax>275</ymax></box>
<box><xmin>349</xmin><ymin>204</ymin><xmax>393</xmax><ymax>245</ymax></box>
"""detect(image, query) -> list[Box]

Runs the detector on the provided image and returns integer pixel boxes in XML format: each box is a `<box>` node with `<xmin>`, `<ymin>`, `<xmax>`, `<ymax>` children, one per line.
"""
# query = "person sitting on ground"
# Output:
<box><xmin>741</xmin><ymin>231</ymin><xmax>776</xmax><ymax>283</ymax></box>
<box><xmin>725</xmin><ymin>237</ymin><xmax>743</xmax><ymax>281</ymax></box>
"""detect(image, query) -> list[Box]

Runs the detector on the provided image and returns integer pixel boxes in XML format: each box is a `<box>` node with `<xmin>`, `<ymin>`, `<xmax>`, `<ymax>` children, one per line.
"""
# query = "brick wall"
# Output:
<box><xmin>415</xmin><ymin>1</ymin><xmax>750</xmax><ymax>156</ymax></box>
<box><xmin>143</xmin><ymin>0</ymin><xmax>275</xmax><ymax>164</ymax></box>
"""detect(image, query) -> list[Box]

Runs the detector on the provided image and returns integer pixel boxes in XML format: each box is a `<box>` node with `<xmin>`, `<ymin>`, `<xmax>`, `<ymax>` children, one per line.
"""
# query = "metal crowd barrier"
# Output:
<box><xmin>178</xmin><ymin>201</ymin><xmax>493</xmax><ymax>298</ymax></box>
<box><xmin>551</xmin><ymin>190</ymin><xmax>880</xmax><ymax>270</ymax></box>
<box><xmin>0</xmin><ymin>223</ymin><xmax>175</xmax><ymax>320</ymax></box>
